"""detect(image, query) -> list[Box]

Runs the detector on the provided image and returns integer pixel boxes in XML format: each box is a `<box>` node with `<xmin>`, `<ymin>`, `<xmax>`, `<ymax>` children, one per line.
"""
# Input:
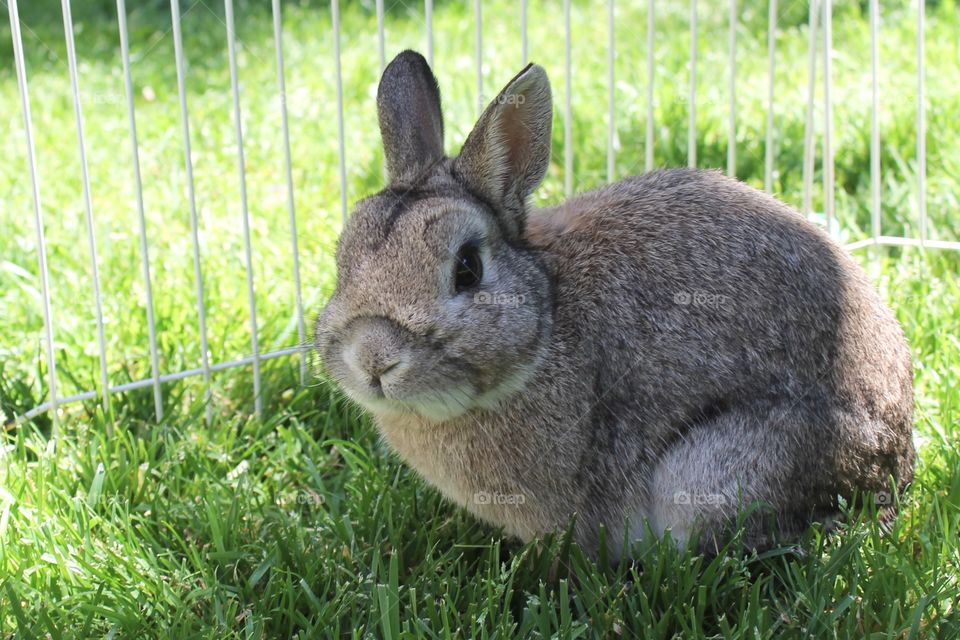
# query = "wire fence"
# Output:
<box><xmin>4</xmin><ymin>0</ymin><xmax>955</xmax><ymax>432</ymax></box>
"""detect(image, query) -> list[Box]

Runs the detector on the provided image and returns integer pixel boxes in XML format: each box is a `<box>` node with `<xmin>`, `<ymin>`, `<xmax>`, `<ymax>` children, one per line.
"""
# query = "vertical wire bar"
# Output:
<box><xmin>521</xmin><ymin>0</ymin><xmax>528</xmax><ymax>66</ymax></box>
<box><xmin>117</xmin><ymin>0</ymin><xmax>164</xmax><ymax>421</ymax></box>
<box><xmin>62</xmin><ymin>0</ymin><xmax>110</xmax><ymax>425</ymax></box>
<box><xmin>475</xmin><ymin>0</ymin><xmax>483</xmax><ymax>116</ymax></box>
<box><xmin>916</xmin><ymin>0</ymin><xmax>926</xmax><ymax>243</ymax></box>
<box><xmin>332</xmin><ymin>0</ymin><xmax>347</xmax><ymax>223</ymax></box>
<box><xmin>172</xmin><ymin>0</ymin><xmax>213</xmax><ymax>423</ymax></box>
<box><xmin>727</xmin><ymin>0</ymin><xmax>737</xmax><ymax>177</ymax></box>
<box><xmin>688</xmin><ymin>0</ymin><xmax>697</xmax><ymax>168</ymax></box>
<box><xmin>563</xmin><ymin>0</ymin><xmax>572</xmax><ymax>197</ymax></box>
<box><xmin>764</xmin><ymin>0</ymin><xmax>777</xmax><ymax>193</ymax></box>
<box><xmin>645</xmin><ymin>0</ymin><xmax>654</xmax><ymax>172</ymax></box>
<box><xmin>375</xmin><ymin>0</ymin><xmax>385</xmax><ymax>179</ymax></box>
<box><xmin>271</xmin><ymin>0</ymin><xmax>306</xmax><ymax>387</ymax></box>
<box><xmin>802</xmin><ymin>0</ymin><xmax>819</xmax><ymax>217</ymax></box>
<box><xmin>9</xmin><ymin>0</ymin><xmax>59</xmax><ymax>434</ymax></box>
<box><xmin>376</xmin><ymin>0</ymin><xmax>385</xmax><ymax>72</ymax></box>
<box><xmin>224</xmin><ymin>0</ymin><xmax>262</xmax><ymax>417</ymax></box>
<box><xmin>607</xmin><ymin>0</ymin><xmax>615</xmax><ymax>183</ymax></box>
<box><xmin>870</xmin><ymin>0</ymin><xmax>881</xmax><ymax>244</ymax></box>
<box><xmin>425</xmin><ymin>0</ymin><xmax>433</xmax><ymax>67</ymax></box>
<box><xmin>823</xmin><ymin>0</ymin><xmax>834</xmax><ymax>232</ymax></box>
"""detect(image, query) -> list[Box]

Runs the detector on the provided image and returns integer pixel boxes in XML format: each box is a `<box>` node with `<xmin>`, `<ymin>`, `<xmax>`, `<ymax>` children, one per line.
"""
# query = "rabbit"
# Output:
<box><xmin>313</xmin><ymin>50</ymin><xmax>915</xmax><ymax>560</ymax></box>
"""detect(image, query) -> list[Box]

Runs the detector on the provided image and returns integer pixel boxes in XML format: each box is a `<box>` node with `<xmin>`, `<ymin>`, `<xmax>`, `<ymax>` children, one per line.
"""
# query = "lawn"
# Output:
<box><xmin>1</xmin><ymin>0</ymin><xmax>959</xmax><ymax>637</ymax></box>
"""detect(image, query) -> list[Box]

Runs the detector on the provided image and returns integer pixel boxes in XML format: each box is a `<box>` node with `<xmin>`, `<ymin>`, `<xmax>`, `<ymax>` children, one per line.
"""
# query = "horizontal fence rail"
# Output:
<box><xmin>3</xmin><ymin>0</ymin><xmax>956</xmax><ymax>430</ymax></box>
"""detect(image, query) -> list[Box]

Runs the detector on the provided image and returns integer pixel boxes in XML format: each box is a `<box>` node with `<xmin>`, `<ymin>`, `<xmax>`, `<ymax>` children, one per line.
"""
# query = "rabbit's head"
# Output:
<box><xmin>315</xmin><ymin>51</ymin><xmax>555</xmax><ymax>422</ymax></box>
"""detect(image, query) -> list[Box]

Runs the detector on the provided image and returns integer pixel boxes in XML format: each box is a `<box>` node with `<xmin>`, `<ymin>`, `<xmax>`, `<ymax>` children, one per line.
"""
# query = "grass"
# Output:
<box><xmin>1</xmin><ymin>0</ymin><xmax>958</xmax><ymax>637</ymax></box>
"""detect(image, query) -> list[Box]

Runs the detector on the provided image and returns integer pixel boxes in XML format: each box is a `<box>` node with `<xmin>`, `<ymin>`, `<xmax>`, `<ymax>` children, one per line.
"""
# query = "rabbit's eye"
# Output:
<box><xmin>454</xmin><ymin>244</ymin><xmax>483</xmax><ymax>291</ymax></box>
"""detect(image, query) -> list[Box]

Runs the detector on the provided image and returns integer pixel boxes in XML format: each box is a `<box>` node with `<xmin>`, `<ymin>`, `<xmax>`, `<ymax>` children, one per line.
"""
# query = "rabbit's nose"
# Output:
<box><xmin>343</xmin><ymin>317</ymin><xmax>407</xmax><ymax>390</ymax></box>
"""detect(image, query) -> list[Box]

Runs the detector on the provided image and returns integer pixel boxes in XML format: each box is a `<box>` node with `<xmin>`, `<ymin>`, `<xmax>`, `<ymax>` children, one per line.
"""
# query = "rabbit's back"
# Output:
<box><xmin>527</xmin><ymin>168</ymin><xmax>914</xmax><ymax>488</ymax></box>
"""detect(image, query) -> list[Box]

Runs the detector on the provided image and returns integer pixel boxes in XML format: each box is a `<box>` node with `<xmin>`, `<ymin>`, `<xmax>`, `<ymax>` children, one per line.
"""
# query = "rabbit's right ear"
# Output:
<box><xmin>377</xmin><ymin>50</ymin><xmax>445</xmax><ymax>184</ymax></box>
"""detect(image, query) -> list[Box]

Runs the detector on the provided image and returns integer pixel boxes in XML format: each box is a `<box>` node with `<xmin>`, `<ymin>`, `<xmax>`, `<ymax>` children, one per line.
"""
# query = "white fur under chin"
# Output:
<box><xmin>402</xmin><ymin>384</ymin><xmax>479</xmax><ymax>422</ymax></box>
<box><xmin>344</xmin><ymin>385</ymin><xmax>471</xmax><ymax>423</ymax></box>
<box><xmin>411</xmin><ymin>343</ymin><xmax>549</xmax><ymax>423</ymax></box>
<box><xmin>471</xmin><ymin>357</ymin><xmax>541</xmax><ymax>412</ymax></box>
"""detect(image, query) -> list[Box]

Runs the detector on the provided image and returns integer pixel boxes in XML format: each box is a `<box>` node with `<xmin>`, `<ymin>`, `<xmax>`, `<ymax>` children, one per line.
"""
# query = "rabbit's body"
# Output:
<box><xmin>372</xmin><ymin>169</ymin><xmax>914</xmax><ymax>556</ymax></box>
<box><xmin>315</xmin><ymin>51</ymin><xmax>915</xmax><ymax>559</ymax></box>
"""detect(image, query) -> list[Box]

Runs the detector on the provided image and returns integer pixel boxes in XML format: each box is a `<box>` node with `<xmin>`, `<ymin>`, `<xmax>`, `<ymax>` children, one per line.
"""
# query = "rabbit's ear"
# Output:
<box><xmin>454</xmin><ymin>64</ymin><xmax>552</xmax><ymax>238</ymax></box>
<box><xmin>377</xmin><ymin>50</ymin><xmax>445</xmax><ymax>184</ymax></box>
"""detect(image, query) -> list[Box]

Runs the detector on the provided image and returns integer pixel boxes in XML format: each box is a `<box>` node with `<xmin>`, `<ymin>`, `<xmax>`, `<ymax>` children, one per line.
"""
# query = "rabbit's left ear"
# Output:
<box><xmin>454</xmin><ymin>64</ymin><xmax>553</xmax><ymax>238</ymax></box>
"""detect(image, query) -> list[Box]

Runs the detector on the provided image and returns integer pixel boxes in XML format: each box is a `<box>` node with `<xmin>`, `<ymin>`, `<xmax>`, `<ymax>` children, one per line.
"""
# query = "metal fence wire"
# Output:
<box><xmin>4</xmin><ymin>0</ymin><xmax>955</xmax><ymax>432</ymax></box>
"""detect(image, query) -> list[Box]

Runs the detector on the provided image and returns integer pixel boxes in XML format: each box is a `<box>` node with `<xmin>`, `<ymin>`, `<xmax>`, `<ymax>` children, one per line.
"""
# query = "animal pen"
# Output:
<box><xmin>2</xmin><ymin>0</ymin><xmax>951</xmax><ymax>433</ymax></box>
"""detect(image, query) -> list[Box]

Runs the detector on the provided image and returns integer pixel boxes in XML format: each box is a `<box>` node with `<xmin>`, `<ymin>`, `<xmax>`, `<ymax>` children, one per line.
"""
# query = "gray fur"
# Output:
<box><xmin>314</xmin><ymin>52</ymin><xmax>915</xmax><ymax>560</ymax></box>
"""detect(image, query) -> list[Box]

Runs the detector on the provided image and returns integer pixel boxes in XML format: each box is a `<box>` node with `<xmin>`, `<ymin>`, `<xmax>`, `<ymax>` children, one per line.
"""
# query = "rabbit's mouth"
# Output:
<box><xmin>327</xmin><ymin>340</ymin><xmax>478</xmax><ymax>421</ymax></box>
<box><xmin>342</xmin><ymin>338</ymin><xmax>548</xmax><ymax>424</ymax></box>
<box><xmin>337</xmin><ymin>356</ymin><xmax>526</xmax><ymax>423</ymax></box>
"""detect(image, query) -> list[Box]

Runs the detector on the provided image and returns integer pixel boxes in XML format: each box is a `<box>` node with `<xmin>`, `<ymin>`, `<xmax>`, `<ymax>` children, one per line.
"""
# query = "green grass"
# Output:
<box><xmin>1</xmin><ymin>0</ymin><xmax>959</xmax><ymax>637</ymax></box>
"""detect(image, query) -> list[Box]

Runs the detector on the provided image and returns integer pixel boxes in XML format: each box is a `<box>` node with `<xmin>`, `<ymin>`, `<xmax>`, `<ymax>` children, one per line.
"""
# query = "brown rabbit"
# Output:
<box><xmin>314</xmin><ymin>50</ymin><xmax>915</xmax><ymax>559</ymax></box>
